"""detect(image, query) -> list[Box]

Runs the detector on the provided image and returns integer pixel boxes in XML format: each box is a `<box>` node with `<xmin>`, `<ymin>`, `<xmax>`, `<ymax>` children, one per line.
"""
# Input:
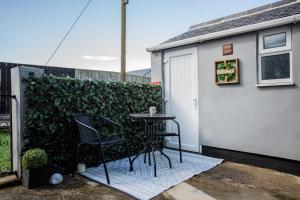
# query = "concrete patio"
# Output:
<box><xmin>1</xmin><ymin>161</ymin><xmax>299</xmax><ymax>200</ymax></box>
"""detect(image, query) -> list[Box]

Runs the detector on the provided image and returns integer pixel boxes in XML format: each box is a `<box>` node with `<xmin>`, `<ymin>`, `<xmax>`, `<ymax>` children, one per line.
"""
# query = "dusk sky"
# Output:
<box><xmin>0</xmin><ymin>0</ymin><xmax>276</xmax><ymax>72</ymax></box>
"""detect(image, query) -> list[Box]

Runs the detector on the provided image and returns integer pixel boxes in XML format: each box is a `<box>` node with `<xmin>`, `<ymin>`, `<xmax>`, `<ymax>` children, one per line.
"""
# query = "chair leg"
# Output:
<box><xmin>160</xmin><ymin>137</ymin><xmax>164</xmax><ymax>155</ymax></box>
<box><xmin>72</xmin><ymin>170</ymin><xmax>75</xmax><ymax>178</ymax></box>
<box><xmin>72</xmin><ymin>144</ymin><xmax>81</xmax><ymax>178</ymax></box>
<box><xmin>148</xmin><ymin>150</ymin><xmax>151</xmax><ymax>166</ymax></box>
<box><xmin>144</xmin><ymin>152</ymin><xmax>147</xmax><ymax>163</ymax></box>
<box><xmin>99</xmin><ymin>146</ymin><xmax>110</xmax><ymax>185</ymax></box>
<box><xmin>124</xmin><ymin>140</ymin><xmax>133</xmax><ymax>171</ymax></box>
<box><xmin>178</xmin><ymin>135</ymin><xmax>183</xmax><ymax>163</ymax></box>
<box><xmin>72</xmin><ymin>153</ymin><xmax>76</xmax><ymax>178</ymax></box>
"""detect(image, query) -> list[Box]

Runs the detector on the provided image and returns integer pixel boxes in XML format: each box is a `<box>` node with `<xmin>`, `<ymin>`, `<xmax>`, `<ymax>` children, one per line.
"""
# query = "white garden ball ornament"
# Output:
<box><xmin>49</xmin><ymin>173</ymin><xmax>63</xmax><ymax>185</ymax></box>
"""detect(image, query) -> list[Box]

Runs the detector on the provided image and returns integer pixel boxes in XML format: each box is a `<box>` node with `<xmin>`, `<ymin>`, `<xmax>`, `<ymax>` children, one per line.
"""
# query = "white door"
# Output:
<box><xmin>164</xmin><ymin>47</ymin><xmax>199</xmax><ymax>152</ymax></box>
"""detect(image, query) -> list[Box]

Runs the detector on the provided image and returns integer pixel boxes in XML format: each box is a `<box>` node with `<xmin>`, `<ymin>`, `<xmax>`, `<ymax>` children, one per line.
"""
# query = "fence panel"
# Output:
<box><xmin>75</xmin><ymin>69</ymin><xmax>151</xmax><ymax>83</ymax></box>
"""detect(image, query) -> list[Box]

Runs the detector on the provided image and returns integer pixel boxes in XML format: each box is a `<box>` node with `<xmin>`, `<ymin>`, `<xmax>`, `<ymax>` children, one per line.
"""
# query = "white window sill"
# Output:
<box><xmin>256</xmin><ymin>82</ymin><xmax>295</xmax><ymax>87</ymax></box>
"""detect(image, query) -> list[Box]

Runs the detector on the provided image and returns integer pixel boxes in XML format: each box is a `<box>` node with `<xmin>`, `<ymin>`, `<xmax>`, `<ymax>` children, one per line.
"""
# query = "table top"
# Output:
<box><xmin>129</xmin><ymin>113</ymin><xmax>176</xmax><ymax>120</ymax></box>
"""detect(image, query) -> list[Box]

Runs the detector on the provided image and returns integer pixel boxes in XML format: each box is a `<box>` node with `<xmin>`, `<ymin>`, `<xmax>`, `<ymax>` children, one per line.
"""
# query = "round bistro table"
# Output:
<box><xmin>129</xmin><ymin>113</ymin><xmax>176</xmax><ymax>177</ymax></box>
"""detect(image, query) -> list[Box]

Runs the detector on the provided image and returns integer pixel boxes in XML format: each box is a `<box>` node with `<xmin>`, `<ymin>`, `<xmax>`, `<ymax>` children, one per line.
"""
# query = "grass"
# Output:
<box><xmin>0</xmin><ymin>130</ymin><xmax>11</xmax><ymax>173</ymax></box>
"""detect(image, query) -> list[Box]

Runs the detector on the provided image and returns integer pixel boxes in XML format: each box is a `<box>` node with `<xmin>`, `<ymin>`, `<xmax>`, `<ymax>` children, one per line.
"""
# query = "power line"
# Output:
<box><xmin>186</xmin><ymin>0</ymin><xmax>211</xmax><ymax>19</ymax></box>
<box><xmin>182</xmin><ymin>0</ymin><xmax>210</xmax><ymax>21</ymax></box>
<box><xmin>45</xmin><ymin>0</ymin><xmax>93</xmax><ymax>66</ymax></box>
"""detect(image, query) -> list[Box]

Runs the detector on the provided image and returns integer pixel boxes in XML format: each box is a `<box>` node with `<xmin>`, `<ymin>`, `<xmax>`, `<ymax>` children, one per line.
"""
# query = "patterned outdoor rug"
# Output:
<box><xmin>80</xmin><ymin>149</ymin><xmax>223</xmax><ymax>200</ymax></box>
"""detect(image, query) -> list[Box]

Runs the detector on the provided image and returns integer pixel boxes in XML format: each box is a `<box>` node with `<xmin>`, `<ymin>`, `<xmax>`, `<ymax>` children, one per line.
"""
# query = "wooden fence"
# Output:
<box><xmin>75</xmin><ymin>69</ymin><xmax>150</xmax><ymax>83</ymax></box>
<box><xmin>0</xmin><ymin>62</ymin><xmax>75</xmax><ymax>114</ymax></box>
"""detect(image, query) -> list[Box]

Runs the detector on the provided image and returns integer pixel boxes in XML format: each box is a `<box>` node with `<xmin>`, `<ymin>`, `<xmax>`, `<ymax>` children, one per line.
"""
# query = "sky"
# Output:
<box><xmin>0</xmin><ymin>0</ymin><xmax>277</xmax><ymax>72</ymax></box>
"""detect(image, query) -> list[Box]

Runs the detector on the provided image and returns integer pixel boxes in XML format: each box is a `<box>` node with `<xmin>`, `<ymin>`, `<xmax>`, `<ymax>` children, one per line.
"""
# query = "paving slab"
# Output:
<box><xmin>165</xmin><ymin>182</ymin><xmax>216</xmax><ymax>200</ymax></box>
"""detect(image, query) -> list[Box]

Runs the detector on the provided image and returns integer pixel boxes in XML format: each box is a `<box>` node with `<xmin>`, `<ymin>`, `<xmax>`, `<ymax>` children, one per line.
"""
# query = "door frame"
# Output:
<box><xmin>162</xmin><ymin>47</ymin><xmax>200</xmax><ymax>152</ymax></box>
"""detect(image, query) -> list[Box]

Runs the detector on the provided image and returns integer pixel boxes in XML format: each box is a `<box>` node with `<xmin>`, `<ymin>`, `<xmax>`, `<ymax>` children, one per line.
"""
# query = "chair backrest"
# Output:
<box><xmin>74</xmin><ymin>114</ymin><xmax>99</xmax><ymax>144</ymax></box>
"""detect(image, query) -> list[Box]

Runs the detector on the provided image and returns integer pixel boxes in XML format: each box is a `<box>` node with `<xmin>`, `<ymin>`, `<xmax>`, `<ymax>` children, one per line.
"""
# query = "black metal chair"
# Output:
<box><xmin>156</xmin><ymin>119</ymin><xmax>182</xmax><ymax>163</ymax></box>
<box><xmin>73</xmin><ymin>114</ymin><xmax>132</xmax><ymax>185</ymax></box>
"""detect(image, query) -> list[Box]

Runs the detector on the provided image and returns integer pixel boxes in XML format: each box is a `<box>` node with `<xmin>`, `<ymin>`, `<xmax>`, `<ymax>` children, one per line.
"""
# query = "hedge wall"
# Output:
<box><xmin>24</xmin><ymin>75</ymin><xmax>161</xmax><ymax>173</ymax></box>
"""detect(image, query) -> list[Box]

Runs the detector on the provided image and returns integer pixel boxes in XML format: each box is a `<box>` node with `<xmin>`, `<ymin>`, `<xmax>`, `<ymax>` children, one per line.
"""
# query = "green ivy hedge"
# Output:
<box><xmin>24</xmin><ymin>76</ymin><xmax>161</xmax><ymax>173</ymax></box>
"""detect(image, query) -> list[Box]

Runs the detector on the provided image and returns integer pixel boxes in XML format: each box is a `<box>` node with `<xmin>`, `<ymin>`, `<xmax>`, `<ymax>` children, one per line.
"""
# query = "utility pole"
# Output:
<box><xmin>120</xmin><ymin>0</ymin><xmax>128</xmax><ymax>82</ymax></box>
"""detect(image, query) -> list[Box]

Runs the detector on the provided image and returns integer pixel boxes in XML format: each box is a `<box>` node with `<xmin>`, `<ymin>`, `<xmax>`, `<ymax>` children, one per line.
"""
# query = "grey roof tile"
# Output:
<box><xmin>247</xmin><ymin>4</ymin><xmax>272</xmax><ymax>15</ymax></box>
<box><xmin>163</xmin><ymin>1</ymin><xmax>300</xmax><ymax>44</ymax></box>
<box><xmin>272</xmin><ymin>0</ymin><xmax>296</xmax><ymax>7</ymax></box>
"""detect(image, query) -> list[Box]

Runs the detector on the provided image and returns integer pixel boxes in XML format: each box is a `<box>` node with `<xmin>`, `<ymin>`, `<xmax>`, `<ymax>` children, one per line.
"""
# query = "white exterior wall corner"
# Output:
<box><xmin>151</xmin><ymin>51</ymin><xmax>163</xmax><ymax>82</ymax></box>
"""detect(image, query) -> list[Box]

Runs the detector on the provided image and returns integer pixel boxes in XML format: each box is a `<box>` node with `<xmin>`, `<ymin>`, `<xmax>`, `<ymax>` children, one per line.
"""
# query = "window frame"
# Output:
<box><xmin>258</xmin><ymin>51</ymin><xmax>293</xmax><ymax>84</ymax></box>
<box><xmin>258</xmin><ymin>27</ymin><xmax>293</xmax><ymax>85</ymax></box>
<box><xmin>259</xmin><ymin>27</ymin><xmax>291</xmax><ymax>54</ymax></box>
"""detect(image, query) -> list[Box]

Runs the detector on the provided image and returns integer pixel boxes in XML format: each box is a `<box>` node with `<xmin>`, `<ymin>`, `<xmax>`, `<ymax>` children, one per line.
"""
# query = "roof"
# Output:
<box><xmin>127</xmin><ymin>68</ymin><xmax>151</xmax><ymax>78</ymax></box>
<box><xmin>162</xmin><ymin>0</ymin><xmax>300</xmax><ymax>45</ymax></box>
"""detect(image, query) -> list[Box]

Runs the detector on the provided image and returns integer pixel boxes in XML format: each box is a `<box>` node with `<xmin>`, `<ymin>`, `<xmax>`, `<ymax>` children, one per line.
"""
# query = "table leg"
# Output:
<box><xmin>131</xmin><ymin>146</ymin><xmax>148</xmax><ymax>166</ymax></box>
<box><xmin>157</xmin><ymin>149</ymin><xmax>172</xmax><ymax>169</ymax></box>
<box><xmin>152</xmin><ymin>147</ymin><xmax>157</xmax><ymax>177</ymax></box>
<box><xmin>143</xmin><ymin>144</ymin><xmax>152</xmax><ymax>166</ymax></box>
<box><xmin>148</xmin><ymin>150</ymin><xmax>151</xmax><ymax>166</ymax></box>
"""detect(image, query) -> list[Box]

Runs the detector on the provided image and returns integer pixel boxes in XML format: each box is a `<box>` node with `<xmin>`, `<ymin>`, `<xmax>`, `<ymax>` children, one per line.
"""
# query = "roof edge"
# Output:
<box><xmin>147</xmin><ymin>14</ymin><xmax>300</xmax><ymax>52</ymax></box>
<box><xmin>189</xmin><ymin>0</ymin><xmax>299</xmax><ymax>31</ymax></box>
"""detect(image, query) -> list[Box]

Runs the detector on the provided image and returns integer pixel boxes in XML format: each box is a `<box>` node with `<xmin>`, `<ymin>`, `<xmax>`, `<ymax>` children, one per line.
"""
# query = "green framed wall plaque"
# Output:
<box><xmin>215</xmin><ymin>58</ymin><xmax>239</xmax><ymax>85</ymax></box>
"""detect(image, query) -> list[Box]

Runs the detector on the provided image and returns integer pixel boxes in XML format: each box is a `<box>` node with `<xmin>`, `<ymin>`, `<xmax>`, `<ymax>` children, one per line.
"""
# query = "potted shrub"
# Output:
<box><xmin>22</xmin><ymin>148</ymin><xmax>48</xmax><ymax>188</ymax></box>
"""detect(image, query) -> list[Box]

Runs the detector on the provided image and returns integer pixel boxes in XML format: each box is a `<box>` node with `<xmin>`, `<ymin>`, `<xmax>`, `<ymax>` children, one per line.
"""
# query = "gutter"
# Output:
<box><xmin>147</xmin><ymin>14</ymin><xmax>300</xmax><ymax>52</ymax></box>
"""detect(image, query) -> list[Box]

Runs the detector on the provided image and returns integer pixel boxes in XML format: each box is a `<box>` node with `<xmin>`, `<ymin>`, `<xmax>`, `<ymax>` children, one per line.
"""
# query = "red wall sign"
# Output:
<box><xmin>150</xmin><ymin>81</ymin><xmax>161</xmax><ymax>85</ymax></box>
<box><xmin>223</xmin><ymin>44</ymin><xmax>233</xmax><ymax>56</ymax></box>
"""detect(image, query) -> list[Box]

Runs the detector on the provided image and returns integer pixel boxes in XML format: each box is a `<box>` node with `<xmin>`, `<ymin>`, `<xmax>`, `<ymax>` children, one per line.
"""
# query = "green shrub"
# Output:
<box><xmin>22</xmin><ymin>148</ymin><xmax>48</xmax><ymax>169</ymax></box>
<box><xmin>24</xmin><ymin>76</ymin><xmax>161</xmax><ymax>173</ymax></box>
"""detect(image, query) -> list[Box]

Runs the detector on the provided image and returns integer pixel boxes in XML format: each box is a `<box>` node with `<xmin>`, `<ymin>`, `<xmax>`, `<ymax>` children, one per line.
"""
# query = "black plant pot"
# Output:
<box><xmin>22</xmin><ymin>166</ymin><xmax>47</xmax><ymax>189</ymax></box>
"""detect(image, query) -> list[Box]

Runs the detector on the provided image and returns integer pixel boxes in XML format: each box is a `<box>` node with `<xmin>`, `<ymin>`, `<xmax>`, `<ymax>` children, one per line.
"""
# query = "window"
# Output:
<box><xmin>261</xmin><ymin>53</ymin><xmax>290</xmax><ymax>80</ymax></box>
<box><xmin>263</xmin><ymin>32</ymin><xmax>286</xmax><ymax>49</ymax></box>
<box><xmin>258</xmin><ymin>27</ymin><xmax>293</xmax><ymax>85</ymax></box>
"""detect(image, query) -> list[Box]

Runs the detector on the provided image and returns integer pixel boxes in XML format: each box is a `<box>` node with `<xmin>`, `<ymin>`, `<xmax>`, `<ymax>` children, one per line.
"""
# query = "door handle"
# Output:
<box><xmin>193</xmin><ymin>98</ymin><xmax>198</xmax><ymax>110</ymax></box>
